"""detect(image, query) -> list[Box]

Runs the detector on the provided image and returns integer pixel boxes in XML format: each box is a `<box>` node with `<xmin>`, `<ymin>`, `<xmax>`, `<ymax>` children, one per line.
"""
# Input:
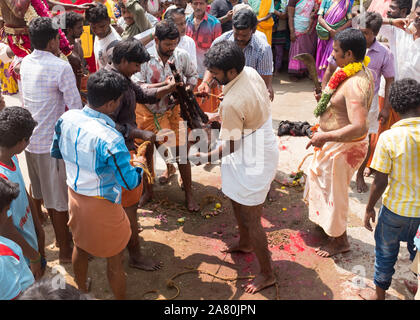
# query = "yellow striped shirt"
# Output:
<box><xmin>370</xmin><ymin>117</ymin><xmax>420</xmax><ymax>217</ymax></box>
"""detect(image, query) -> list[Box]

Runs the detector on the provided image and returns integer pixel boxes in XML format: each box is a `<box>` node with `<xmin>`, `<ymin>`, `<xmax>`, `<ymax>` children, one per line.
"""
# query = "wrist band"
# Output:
<box><xmin>390</xmin><ymin>18</ymin><xmax>393</xmax><ymax>26</ymax></box>
<box><xmin>149</xmin><ymin>33</ymin><xmax>154</xmax><ymax>40</ymax></box>
<box><xmin>204</xmin><ymin>80</ymin><xmax>211</xmax><ymax>87</ymax></box>
<box><xmin>30</xmin><ymin>253</ymin><xmax>41</xmax><ymax>264</ymax></box>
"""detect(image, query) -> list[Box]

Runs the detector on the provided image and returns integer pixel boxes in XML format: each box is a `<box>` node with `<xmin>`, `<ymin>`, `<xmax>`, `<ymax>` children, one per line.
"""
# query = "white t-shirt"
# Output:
<box><xmin>94</xmin><ymin>26</ymin><xmax>122</xmax><ymax>70</ymax></box>
<box><xmin>178</xmin><ymin>35</ymin><xmax>197</xmax><ymax>69</ymax></box>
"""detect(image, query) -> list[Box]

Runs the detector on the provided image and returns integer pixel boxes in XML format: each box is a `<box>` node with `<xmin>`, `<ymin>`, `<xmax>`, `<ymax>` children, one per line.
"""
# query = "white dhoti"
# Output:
<box><xmin>367</xmin><ymin>94</ymin><xmax>380</xmax><ymax>134</ymax></box>
<box><xmin>221</xmin><ymin>116</ymin><xmax>279</xmax><ymax>206</ymax></box>
<box><xmin>304</xmin><ymin>138</ymin><xmax>369</xmax><ymax>237</ymax></box>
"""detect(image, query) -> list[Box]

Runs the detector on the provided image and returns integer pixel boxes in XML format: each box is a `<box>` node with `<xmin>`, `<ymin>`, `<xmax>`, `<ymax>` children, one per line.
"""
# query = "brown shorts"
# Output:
<box><xmin>121</xmin><ymin>151</ymin><xmax>143</xmax><ymax>208</ymax></box>
<box><xmin>68</xmin><ymin>188</ymin><xmax>131</xmax><ymax>258</ymax></box>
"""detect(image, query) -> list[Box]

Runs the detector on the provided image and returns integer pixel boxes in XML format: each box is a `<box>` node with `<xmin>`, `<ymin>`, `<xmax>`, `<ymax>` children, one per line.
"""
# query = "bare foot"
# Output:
<box><xmin>221</xmin><ymin>242</ymin><xmax>253</xmax><ymax>254</ymax></box>
<box><xmin>357</xmin><ymin>286</ymin><xmax>385</xmax><ymax>300</ymax></box>
<box><xmin>242</xmin><ymin>274</ymin><xmax>276</xmax><ymax>294</ymax></box>
<box><xmin>186</xmin><ymin>194</ymin><xmax>200</xmax><ymax>212</ymax></box>
<box><xmin>315</xmin><ymin>238</ymin><xmax>350</xmax><ymax>258</ymax></box>
<box><xmin>158</xmin><ymin>164</ymin><xmax>176</xmax><ymax>185</ymax></box>
<box><xmin>129</xmin><ymin>255</ymin><xmax>162</xmax><ymax>271</ymax></box>
<box><xmin>266</xmin><ymin>183</ymin><xmax>278</xmax><ymax>202</ymax></box>
<box><xmin>363</xmin><ymin>167</ymin><xmax>372</xmax><ymax>177</ymax></box>
<box><xmin>356</xmin><ymin>173</ymin><xmax>369</xmax><ymax>193</ymax></box>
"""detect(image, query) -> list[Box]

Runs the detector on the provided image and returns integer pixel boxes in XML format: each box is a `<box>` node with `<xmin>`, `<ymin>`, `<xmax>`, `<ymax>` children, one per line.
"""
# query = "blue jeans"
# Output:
<box><xmin>374</xmin><ymin>205</ymin><xmax>420</xmax><ymax>290</ymax></box>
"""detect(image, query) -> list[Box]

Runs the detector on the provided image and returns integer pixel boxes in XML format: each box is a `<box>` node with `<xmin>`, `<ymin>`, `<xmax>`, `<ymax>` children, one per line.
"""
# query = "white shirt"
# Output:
<box><xmin>379</xmin><ymin>25</ymin><xmax>420</xmax><ymax>82</ymax></box>
<box><xmin>178</xmin><ymin>35</ymin><xmax>197</xmax><ymax>69</ymax></box>
<box><xmin>94</xmin><ymin>26</ymin><xmax>122</xmax><ymax>70</ymax></box>
<box><xmin>20</xmin><ymin>50</ymin><xmax>82</xmax><ymax>154</ymax></box>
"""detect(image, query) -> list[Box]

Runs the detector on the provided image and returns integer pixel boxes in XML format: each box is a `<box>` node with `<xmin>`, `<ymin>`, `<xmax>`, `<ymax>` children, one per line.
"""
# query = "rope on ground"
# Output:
<box><xmin>142</xmin><ymin>267</ymin><xmax>256</xmax><ymax>300</ymax></box>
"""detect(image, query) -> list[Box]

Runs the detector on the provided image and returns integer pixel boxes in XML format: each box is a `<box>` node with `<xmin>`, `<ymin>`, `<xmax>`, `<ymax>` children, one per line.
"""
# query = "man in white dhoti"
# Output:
<box><xmin>196</xmin><ymin>40</ymin><xmax>279</xmax><ymax>294</ymax></box>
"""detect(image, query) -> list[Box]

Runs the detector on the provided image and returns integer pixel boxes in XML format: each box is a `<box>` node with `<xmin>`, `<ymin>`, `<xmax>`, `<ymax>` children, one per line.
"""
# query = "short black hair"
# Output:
<box><xmin>164</xmin><ymin>7</ymin><xmax>185</xmax><ymax>20</ymax></box>
<box><xmin>334</xmin><ymin>28</ymin><xmax>367</xmax><ymax>62</ymax></box>
<box><xmin>232</xmin><ymin>8</ymin><xmax>258</xmax><ymax>30</ymax></box>
<box><xmin>389</xmin><ymin>79</ymin><xmax>420</xmax><ymax>114</ymax></box>
<box><xmin>112</xmin><ymin>39</ymin><xmax>151</xmax><ymax>64</ymax></box>
<box><xmin>87</xmin><ymin>69</ymin><xmax>128</xmax><ymax>108</ymax></box>
<box><xmin>85</xmin><ymin>3</ymin><xmax>110</xmax><ymax>24</ymax></box>
<box><xmin>155</xmin><ymin>20</ymin><xmax>180</xmax><ymax>41</ymax></box>
<box><xmin>28</xmin><ymin>17</ymin><xmax>58</xmax><ymax>50</ymax></box>
<box><xmin>0</xmin><ymin>178</ymin><xmax>19</xmax><ymax>214</ymax></box>
<box><xmin>395</xmin><ymin>0</ymin><xmax>413</xmax><ymax>13</ymax></box>
<box><xmin>0</xmin><ymin>107</ymin><xmax>37</xmax><ymax>148</ymax></box>
<box><xmin>204</xmin><ymin>40</ymin><xmax>245</xmax><ymax>73</ymax></box>
<box><xmin>357</xmin><ymin>12</ymin><xmax>383</xmax><ymax>35</ymax></box>
<box><xmin>64</xmin><ymin>11</ymin><xmax>84</xmax><ymax>31</ymax></box>
<box><xmin>17</xmin><ymin>278</ymin><xmax>92</xmax><ymax>300</ymax></box>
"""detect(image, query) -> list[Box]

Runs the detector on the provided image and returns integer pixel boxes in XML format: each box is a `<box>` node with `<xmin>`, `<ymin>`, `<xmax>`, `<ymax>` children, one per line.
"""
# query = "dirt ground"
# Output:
<box><xmin>6</xmin><ymin>71</ymin><xmax>417</xmax><ymax>300</ymax></box>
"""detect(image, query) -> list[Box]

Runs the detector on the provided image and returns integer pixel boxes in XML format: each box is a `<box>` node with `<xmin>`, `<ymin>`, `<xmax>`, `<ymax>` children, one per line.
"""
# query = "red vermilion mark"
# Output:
<box><xmin>343</xmin><ymin>146</ymin><xmax>367</xmax><ymax>168</ymax></box>
<box><xmin>316</xmin><ymin>211</ymin><xmax>320</xmax><ymax>216</ymax></box>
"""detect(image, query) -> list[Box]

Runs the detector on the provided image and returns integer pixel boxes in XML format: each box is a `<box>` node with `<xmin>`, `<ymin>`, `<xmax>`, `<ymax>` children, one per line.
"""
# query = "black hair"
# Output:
<box><xmin>85</xmin><ymin>3</ymin><xmax>110</xmax><ymax>24</ymax></box>
<box><xmin>416</xmin><ymin>0</ymin><xmax>420</xmax><ymax>8</ymax></box>
<box><xmin>395</xmin><ymin>0</ymin><xmax>413</xmax><ymax>13</ymax></box>
<box><xmin>111</xmin><ymin>38</ymin><xmax>151</xmax><ymax>64</ymax></box>
<box><xmin>17</xmin><ymin>278</ymin><xmax>93</xmax><ymax>300</ymax></box>
<box><xmin>357</xmin><ymin>12</ymin><xmax>383</xmax><ymax>35</ymax></box>
<box><xmin>204</xmin><ymin>40</ymin><xmax>245</xmax><ymax>73</ymax></box>
<box><xmin>334</xmin><ymin>28</ymin><xmax>367</xmax><ymax>62</ymax></box>
<box><xmin>28</xmin><ymin>17</ymin><xmax>59</xmax><ymax>50</ymax></box>
<box><xmin>64</xmin><ymin>11</ymin><xmax>84</xmax><ymax>31</ymax></box>
<box><xmin>389</xmin><ymin>79</ymin><xmax>420</xmax><ymax>115</ymax></box>
<box><xmin>155</xmin><ymin>20</ymin><xmax>180</xmax><ymax>41</ymax></box>
<box><xmin>232</xmin><ymin>8</ymin><xmax>258</xmax><ymax>30</ymax></box>
<box><xmin>164</xmin><ymin>7</ymin><xmax>186</xmax><ymax>20</ymax></box>
<box><xmin>0</xmin><ymin>178</ymin><xmax>19</xmax><ymax>214</ymax></box>
<box><xmin>118</xmin><ymin>0</ymin><xmax>126</xmax><ymax>9</ymax></box>
<box><xmin>0</xmin><ymin>107</ymin><xmax>37</xmax><ymax>148</ymax></box>
<box><xmin>87</xmin><ymin>69</ymin><xmax>128</xmax><ymax>108</ymax></box>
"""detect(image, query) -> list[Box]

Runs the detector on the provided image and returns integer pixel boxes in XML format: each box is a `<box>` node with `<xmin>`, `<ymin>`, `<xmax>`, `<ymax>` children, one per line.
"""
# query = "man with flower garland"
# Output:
<box><xmin>304</xmin><ymin>28</ymin><xmax>375</xmax><ymax>258</ymax></box>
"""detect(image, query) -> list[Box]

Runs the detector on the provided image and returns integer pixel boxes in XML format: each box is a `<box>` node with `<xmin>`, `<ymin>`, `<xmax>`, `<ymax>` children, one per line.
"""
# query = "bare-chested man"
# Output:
<box><xmin>304</xmin><ymin>28</ymin><xmax>374</xmax><ymax>258</ymax></box>
<box><xmin>0</xmin><ymin>0</ymin><xmax>92</xmax><ymax>79</ymax></box>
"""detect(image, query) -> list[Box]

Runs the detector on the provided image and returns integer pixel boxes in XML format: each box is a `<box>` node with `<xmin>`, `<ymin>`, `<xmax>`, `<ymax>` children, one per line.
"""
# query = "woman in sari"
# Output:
<box><xmin>315</xmin><ymin>0</ymin><xmax>354</xmax><ymax>81</ymax></box>
<box><xmin>288</xmin><ymin>0</ymin><xmax>319</xmax><ymax>80</ymax></box>
<box><xmin>248</xmin><ymin>0</ymin><xmax>275</xmax><ymax>45</ymax></box>
<box><xmin>272</xmin><ymin>0</ymin><xmax>289</xmax><ymax>73</ymax></box>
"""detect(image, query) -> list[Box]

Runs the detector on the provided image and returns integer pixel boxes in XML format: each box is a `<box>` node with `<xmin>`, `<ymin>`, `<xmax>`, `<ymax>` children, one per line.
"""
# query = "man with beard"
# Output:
<box><xmin>132</xmin><ymin>20</ymin><xmax>200</xmax><ymax>212</ymax></box>
<box><xmin>195</xmin><ymin>40</ymin><xmax>279</xmax><ymax>294</ymax></box>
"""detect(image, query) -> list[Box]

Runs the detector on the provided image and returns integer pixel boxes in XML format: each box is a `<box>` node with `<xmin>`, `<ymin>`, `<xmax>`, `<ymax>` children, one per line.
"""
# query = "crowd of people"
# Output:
<box><xmin>0</xmin><ymin>0</ymin><xmax>419</xmax><ymax>300</ymax></box>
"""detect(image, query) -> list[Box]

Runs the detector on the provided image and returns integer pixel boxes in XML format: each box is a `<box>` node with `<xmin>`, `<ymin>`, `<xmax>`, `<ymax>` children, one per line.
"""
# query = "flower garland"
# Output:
<box><xmin>30</xmin><ymin>0</ymin><xmax>73</xmax><ymax>56</ymax></box>
<box><xmin>314</xmin><ymin>56</ymin><xmax>370</xmax><ymax>117</ymax></box>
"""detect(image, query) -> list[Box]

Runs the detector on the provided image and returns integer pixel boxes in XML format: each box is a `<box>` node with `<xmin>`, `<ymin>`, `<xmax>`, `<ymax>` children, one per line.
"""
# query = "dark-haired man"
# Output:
<box><xmin>0</xmin><ymin>107</ymin><xmax>45</xmax><ymax>282</ymax></box>
<box><xmin>210</xmin><ymin>0</ymin><xmax>240</xmax><ymax>33</ymax></box>
<box><xmin>107</xmin><ymin>39</ymin><xmax>178</xmax><ymax>271</ymax></box>
<box><xmin>118</xmin><ymin>0</ymin><xmax>152</xmax><ymax>39</ymax></box>
<box><xmin>132</xmin><ymin>19</ymin><xmax>200</xmax><ymax>212</ymax></box>
<box><xmin>51</xmin><ymin>69</ymin><xmax>142</xmax><ymax>299</ymax></box>
<box><xmin>21</xmin><ymin>17</ymin><xmax>82</xmax><ymax>265</ymax></box>
<box><xmin>361</xmin><ymin>78</ymin><xmax>420</xmax><ymax>300</ymax></box>
<box><xmin>86</xmin><ymin>3</ymin><xmax>122</xmax><ymax>69</ymax></box>
<box><xmin>322</xmin><ymin>12</ymin><xmax>395</xmax><ymax>193</ymax></box>
<box><xmin>199</xmin><ymin>8</ymin><xmax>274</xmax><ymax>101</ymax></box>
<box><xmin>197</xmin><ymin>40</ymin><xmax>279</xmax><ymax>294</ymax></box>
<box><xmin>304</xmin><ymin>29</ymin><xmax>375</xmax><ymax>258</ymax></box>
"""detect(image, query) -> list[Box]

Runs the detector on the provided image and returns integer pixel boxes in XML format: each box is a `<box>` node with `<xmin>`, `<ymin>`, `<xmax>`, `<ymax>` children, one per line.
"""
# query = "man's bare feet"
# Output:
<box><xmin>266</xmin><ymin>183</ymin><xmax>278</xmax><ymax>202</ymax></box>
<box><xmin>158</xmin><ymin>164</ymin><xmax>176</xmax><ymax>185</ymax></box>
<box><xmin>221</xmin><ymin>242</ymin><xmax>253</xmax><ymax>254</ymax></box>
<box><xmin>315</xmin><ymin>237</ymin><xmax>350</xmax><ymax>258</ymax></box>
<box><xmin>242</xmin><ymin>273</ymin><xmax>276</xmax><ymax>294</ymax></box>
<box><xmin>186</xmin><ymin>194</ymin><xmax>200</xmax><ymax>212</ymax></box>
<box><xmin>357</xmin><ymin>286</ymin><xmax>385</xmax><ymax>300</ymax></box>
<box><xmin>363</xmin><ymin>167</ymin><xmax>372</xmax><ymax>177</ymax></box>
<box><xmin>129</xmin><ymin>255</ymin><xmax>163</xmax><ymax>271</ymax></box>
<box><xmin>356</xmin><ymin>173</ymin><xmax>369</xmax><ymax>193</ymax></box>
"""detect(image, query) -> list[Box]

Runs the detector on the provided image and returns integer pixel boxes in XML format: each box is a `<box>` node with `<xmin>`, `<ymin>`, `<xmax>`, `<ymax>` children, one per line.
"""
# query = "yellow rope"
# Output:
<box><xmin>130</xmin><ymin>141</ymin><xmax>155</xmax><ymax>184</ymax></box>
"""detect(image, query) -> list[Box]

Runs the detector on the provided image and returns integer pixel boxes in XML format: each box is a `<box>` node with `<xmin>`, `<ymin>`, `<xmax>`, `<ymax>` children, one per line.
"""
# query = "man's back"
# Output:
<box><xmin>20</xmin><ymin>49</ymin><xmax>82</xmax><ymax>154</ymax></box>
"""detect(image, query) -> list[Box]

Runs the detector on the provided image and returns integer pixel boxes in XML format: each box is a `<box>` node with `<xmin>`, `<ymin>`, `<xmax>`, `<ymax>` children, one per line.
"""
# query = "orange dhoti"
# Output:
<box><xmin>121</xmin><ymin>150</ymin><xmax>144</xmax><ymax>208</ymax></box>
<box><xmin>68</xmin><ymin>188</ymin><xmax>131</xmax><ymax>258</ymax></box>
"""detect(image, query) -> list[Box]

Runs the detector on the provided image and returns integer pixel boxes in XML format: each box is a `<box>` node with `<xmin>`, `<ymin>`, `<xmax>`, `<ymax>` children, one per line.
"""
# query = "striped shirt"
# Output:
<box><xmin>212</xmin><ymin>31</ymin><xmax>273</xmax><ymax>76</ymax></box>
<box><xmin>51</xmin><ymin>106</ymin><xmax>143</xmax><ymax>204</ymax></box>
<box><xmin>370</xmin><ymin>117</ymin><xmax>420</xmax><ymax>217</ymax></box>
<box><xmin>186</xmin><ymin>13</ymin><xmax>222</xmax><ymax>78</ymax></box>
<box><xmin>20</xmin><ymin>49</ymin><xmax>82</xmax><ymax>154</ymax></box>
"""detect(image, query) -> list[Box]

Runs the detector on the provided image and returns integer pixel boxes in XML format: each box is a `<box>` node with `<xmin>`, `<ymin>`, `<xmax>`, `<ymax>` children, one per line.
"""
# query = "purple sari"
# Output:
<box><xmin>315</xmin><ymin>0</ymin><xmax>352</xmax><ymax>81</ymax></box>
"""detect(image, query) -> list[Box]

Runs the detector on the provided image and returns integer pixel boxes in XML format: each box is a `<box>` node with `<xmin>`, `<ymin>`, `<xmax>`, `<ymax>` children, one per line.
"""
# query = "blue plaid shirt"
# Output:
<box><xmin>51</xmin><ymin>106</ymin><xmax>143</xmax><ymax>204</ymax></box>
<box><xmin>212</xmin><ymin>31</ymin><xmax>273</xmax><ymax>76</ymax></box>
